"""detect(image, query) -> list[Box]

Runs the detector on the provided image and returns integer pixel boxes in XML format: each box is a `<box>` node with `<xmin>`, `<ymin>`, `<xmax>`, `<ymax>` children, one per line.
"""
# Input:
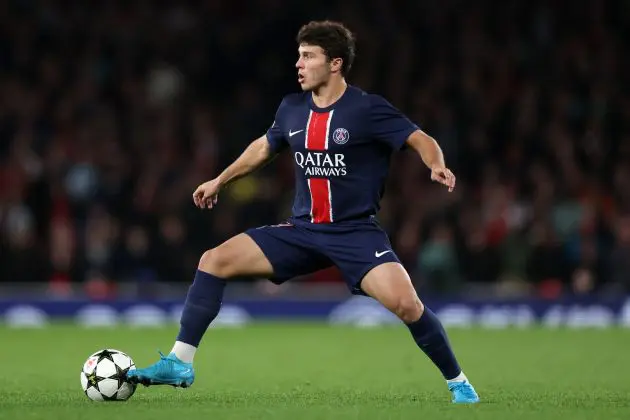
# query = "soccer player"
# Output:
<box><xmin>127</xmin><ymin>20</ymin><xmax>479</xmax><ymax>404</ymax></box>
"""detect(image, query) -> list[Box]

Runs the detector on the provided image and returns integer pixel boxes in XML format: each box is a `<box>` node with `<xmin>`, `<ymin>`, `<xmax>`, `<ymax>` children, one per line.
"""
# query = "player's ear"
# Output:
<box><xmin>329</xmin><ymin>57</ymin><xmax>343</xmax><ymax>73</ymax></box>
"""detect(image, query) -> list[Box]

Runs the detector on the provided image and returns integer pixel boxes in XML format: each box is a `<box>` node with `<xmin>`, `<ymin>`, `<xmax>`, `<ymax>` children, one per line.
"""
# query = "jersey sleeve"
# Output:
<box><xmin>265</xmin><ymin>99</ymin><xmax>289</xmax><ymax>154</ymax></box>
<box><xmin>369</xmin><ymin>94</ymin><xmax>419</xmax><ymax>150</ymax></box>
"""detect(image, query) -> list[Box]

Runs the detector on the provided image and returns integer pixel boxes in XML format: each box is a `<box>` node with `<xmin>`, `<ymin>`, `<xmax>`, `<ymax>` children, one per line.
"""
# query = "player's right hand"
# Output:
<box><xmin>193</xmin><ymin>178</ymin><xmax>221</xmax><ymax>209</ymax></box>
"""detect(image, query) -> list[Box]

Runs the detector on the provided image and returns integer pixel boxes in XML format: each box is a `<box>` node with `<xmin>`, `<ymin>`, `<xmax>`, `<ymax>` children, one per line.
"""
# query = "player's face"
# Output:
<box><xmin>296</xmin><ymin>44</ymin><xmax>334</xmax><ymax>91</ymax></box>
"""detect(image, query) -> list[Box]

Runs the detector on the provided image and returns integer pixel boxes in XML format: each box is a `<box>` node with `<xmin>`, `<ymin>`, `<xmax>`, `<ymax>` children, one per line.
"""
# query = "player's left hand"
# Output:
<box><xmin>430</xmin><ymin>167</ymin><xmax>456</xmax><ymax>192</ymax></box>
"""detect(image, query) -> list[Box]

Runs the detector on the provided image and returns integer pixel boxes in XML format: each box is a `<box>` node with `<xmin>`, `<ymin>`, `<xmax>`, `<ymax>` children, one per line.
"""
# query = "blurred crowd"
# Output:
<box><xmin>1</xmin><ymin>0</ymin><xmax>630</xmax><ymax>298</ymax></box>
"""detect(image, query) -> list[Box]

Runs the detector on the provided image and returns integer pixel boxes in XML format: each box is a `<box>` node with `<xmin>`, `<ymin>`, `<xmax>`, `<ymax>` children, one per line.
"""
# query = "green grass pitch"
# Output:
<box><xmin>1</xmin><ymin>323</ymin><xmax>629</xmax><ymax>419</ymax></box>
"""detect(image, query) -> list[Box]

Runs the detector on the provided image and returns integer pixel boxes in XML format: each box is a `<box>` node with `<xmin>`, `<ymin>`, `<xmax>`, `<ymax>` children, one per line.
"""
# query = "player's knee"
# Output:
<box><xmin>394</xmin><ymin>295</ymin><xmax>424</xmax><ymax>324</ymax></box>
<box><xmin>198</xmin><ymin>248</ymin><xmax>235</xmax><ymax>278</ymax></box>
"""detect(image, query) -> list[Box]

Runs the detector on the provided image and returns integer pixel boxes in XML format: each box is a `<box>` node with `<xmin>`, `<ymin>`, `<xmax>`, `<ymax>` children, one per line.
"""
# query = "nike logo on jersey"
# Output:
<box><xmin>289</xmin><ymin>129</ymin><xmax>304</xmax><ymax>137</ymax></box>
<box><xmin>375</xmin><ymin>250</ymin><xmax>392</xmax><ymax>258</ymax></box>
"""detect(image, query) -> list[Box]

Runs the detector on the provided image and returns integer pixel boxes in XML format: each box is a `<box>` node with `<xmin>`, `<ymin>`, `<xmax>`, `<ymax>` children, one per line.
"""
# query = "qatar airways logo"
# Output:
<box><xmin>294</xmin><ymin>152</ymin><xmax>347</xmax><ymax>177</ymax></box>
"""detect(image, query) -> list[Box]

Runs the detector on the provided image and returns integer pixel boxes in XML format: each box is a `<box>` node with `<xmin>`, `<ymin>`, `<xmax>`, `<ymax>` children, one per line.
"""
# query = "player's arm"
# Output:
<box><xmin>405</xmin><ymin>130</ymin><xmax>456</xmax><ymax>192</ymax></box>
<box><xmin>194</xmin><ymin>98</ymin><xmax>289</xmax><ymax>209</ymax></box>
<box><xmin>193</xmin><ymin>135</ymin><xmax>277</xmax><ymax>209</ymax></box>
<box><xmin>217</xmin><ymin>135</ymin><xmax>276</xmax><ymax>186</ymax></box>
<box><xmin>369</xmin><ymin>93</ymin><xmax>456</xmax><ymax>192</ymax></box>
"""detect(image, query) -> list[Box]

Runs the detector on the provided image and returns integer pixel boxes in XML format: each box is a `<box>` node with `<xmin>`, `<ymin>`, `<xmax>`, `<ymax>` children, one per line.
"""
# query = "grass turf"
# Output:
<box><xmin>0</xmin><ymin>323</ymin><xmax>629</xmax><ymax>419</ymax></box>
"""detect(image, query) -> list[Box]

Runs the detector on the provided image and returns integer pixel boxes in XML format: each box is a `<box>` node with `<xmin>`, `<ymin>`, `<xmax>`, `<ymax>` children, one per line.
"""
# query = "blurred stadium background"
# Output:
<box><xmin>2</xmin><ymin>0</ymin><xmax>630</xmax><ymax>329</ymax></box>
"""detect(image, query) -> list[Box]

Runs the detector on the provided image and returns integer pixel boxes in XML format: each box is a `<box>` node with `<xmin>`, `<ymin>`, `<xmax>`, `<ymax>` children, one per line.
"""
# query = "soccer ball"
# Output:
<box><xmin>80</xmin><ymin>349</ymin><xmax>137</xmax><ymax>402</ymax></box>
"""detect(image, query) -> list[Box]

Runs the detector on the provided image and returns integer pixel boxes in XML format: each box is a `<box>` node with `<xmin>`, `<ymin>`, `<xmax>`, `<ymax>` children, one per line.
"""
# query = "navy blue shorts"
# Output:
<box><xmin>244</xmin><ymin>219</ymin><xmax>401</xmax><ymax>295</ymax></box>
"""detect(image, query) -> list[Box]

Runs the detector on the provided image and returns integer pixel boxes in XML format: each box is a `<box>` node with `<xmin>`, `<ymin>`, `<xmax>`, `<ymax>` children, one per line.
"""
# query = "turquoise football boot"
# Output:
<box><xmin>126</xmin><ymin>352</ymin><xmax>194</xmax><ymax>388</ymax></box>
<box><xmin>448</xmin><ymin>380</ymin><xmax>480</xmax><ymax>404</ymax></box>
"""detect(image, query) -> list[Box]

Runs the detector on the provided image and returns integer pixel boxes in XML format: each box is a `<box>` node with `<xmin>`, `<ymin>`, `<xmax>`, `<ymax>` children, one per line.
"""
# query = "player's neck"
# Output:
<box><xmin>311</xmin><ymin>78</ymin><xmax>347</xmax><ymax>109</ymax></box>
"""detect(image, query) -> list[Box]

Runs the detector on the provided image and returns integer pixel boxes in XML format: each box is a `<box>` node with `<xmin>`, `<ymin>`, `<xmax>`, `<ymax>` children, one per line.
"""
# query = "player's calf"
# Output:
<box><xmin>128</xmin><ymin>234</ymin><xmax>274</xmax><ymax>387</ymax></box>
<box><xmin>168</xmin><ymin>247</ymin><xmax>234</xmax><ymax>362</ymax></box>
<box><xmin>127</xmin><ymin>261</ymin><xmax>226</xmax><ymax>387</ymax></box>
<box><xmin>170</xmin><ymin>248</ymin><xmax>235</xmax><ymax>362</ymax></box>
<box><xmin>360</xmin><ymin>262</ymin><xmax>479</xmax><ymax>403</ymax></box>
<box><xmin>172</xmin><ymin>233</ymin><xmax>274</xmax><ymax>363</ymax></box>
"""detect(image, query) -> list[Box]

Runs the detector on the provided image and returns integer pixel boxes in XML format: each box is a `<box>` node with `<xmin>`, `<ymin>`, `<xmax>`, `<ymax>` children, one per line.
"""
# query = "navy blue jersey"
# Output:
<box><xmin>266</xmin><ymin>85</ymin><xmax>419</xmax><ymax>227</ymax></box>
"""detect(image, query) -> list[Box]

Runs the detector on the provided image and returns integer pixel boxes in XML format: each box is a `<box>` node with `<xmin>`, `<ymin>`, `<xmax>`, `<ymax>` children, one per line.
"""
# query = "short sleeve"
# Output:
<box><xmin>369</xmin><ymin>94</ymin><xmax>419</xmax><ymax>150</ymax></box>
<box><xmin>265</xmin><ymin>99</ymin><xmax>289</xmax><ymax>153</ymax></box>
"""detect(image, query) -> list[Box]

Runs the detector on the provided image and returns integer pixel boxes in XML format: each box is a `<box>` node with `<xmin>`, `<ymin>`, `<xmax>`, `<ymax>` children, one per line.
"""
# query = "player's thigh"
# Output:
<box><xmin>199</xmin><ymin>233</ymin><xmax>274</xmax><ymax>278</ymax></box>
<box><xmin>244</xmin><ymin>224</ymin><xmax>332</xmax><ymax>283</ymax></box>
<box><xmin>360</xmin><ymin>262</ymin><xmax>424</xmax><ymax>323</ymax></box>
<box><xmin>319</xmin><ymin>223</ymin><xmax>424</xmax><ymax>322</ymax></box>
<box><xmin>320</xmin><ymin>223</ymin><xmax>400</xmax><ymax>293</ymax></box>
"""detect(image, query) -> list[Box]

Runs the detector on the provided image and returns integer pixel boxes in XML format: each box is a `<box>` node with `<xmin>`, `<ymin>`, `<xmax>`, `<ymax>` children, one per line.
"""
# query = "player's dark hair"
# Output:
<box><xmin>296</xmin><ymin>20</ymin><xmax>356</xmax><ymax>76</ymax></box>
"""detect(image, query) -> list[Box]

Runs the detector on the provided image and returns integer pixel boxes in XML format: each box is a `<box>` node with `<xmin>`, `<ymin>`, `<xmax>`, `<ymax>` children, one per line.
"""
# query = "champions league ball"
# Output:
<box><xmin>80</xmin><ymin>349</ymin><xmax>137</xmax><ymax>401</ymax></box>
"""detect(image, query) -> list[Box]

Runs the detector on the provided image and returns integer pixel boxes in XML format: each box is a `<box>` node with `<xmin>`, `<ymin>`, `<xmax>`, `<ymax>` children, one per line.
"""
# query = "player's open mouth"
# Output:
<box><xmin>298</xmin><ymin>75</ymin><xmax>305</xmax><ymax>83</ymax></box>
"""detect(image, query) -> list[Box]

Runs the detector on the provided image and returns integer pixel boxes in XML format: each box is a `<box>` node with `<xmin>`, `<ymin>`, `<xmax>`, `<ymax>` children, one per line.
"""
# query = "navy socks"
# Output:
<box><xmin>176</xmin><ymin>270</ymin><xmax>227</xmax><ymax>347</ymax></box>
<box><xmin>175</xmin><ymin>270</ymin><xmax>461</xmax><ymax>380</ymax></box>
<box><xmin>406</xmin><ymin>307</ymin><xmax>462</xmax><ymax>380</ymax></box>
